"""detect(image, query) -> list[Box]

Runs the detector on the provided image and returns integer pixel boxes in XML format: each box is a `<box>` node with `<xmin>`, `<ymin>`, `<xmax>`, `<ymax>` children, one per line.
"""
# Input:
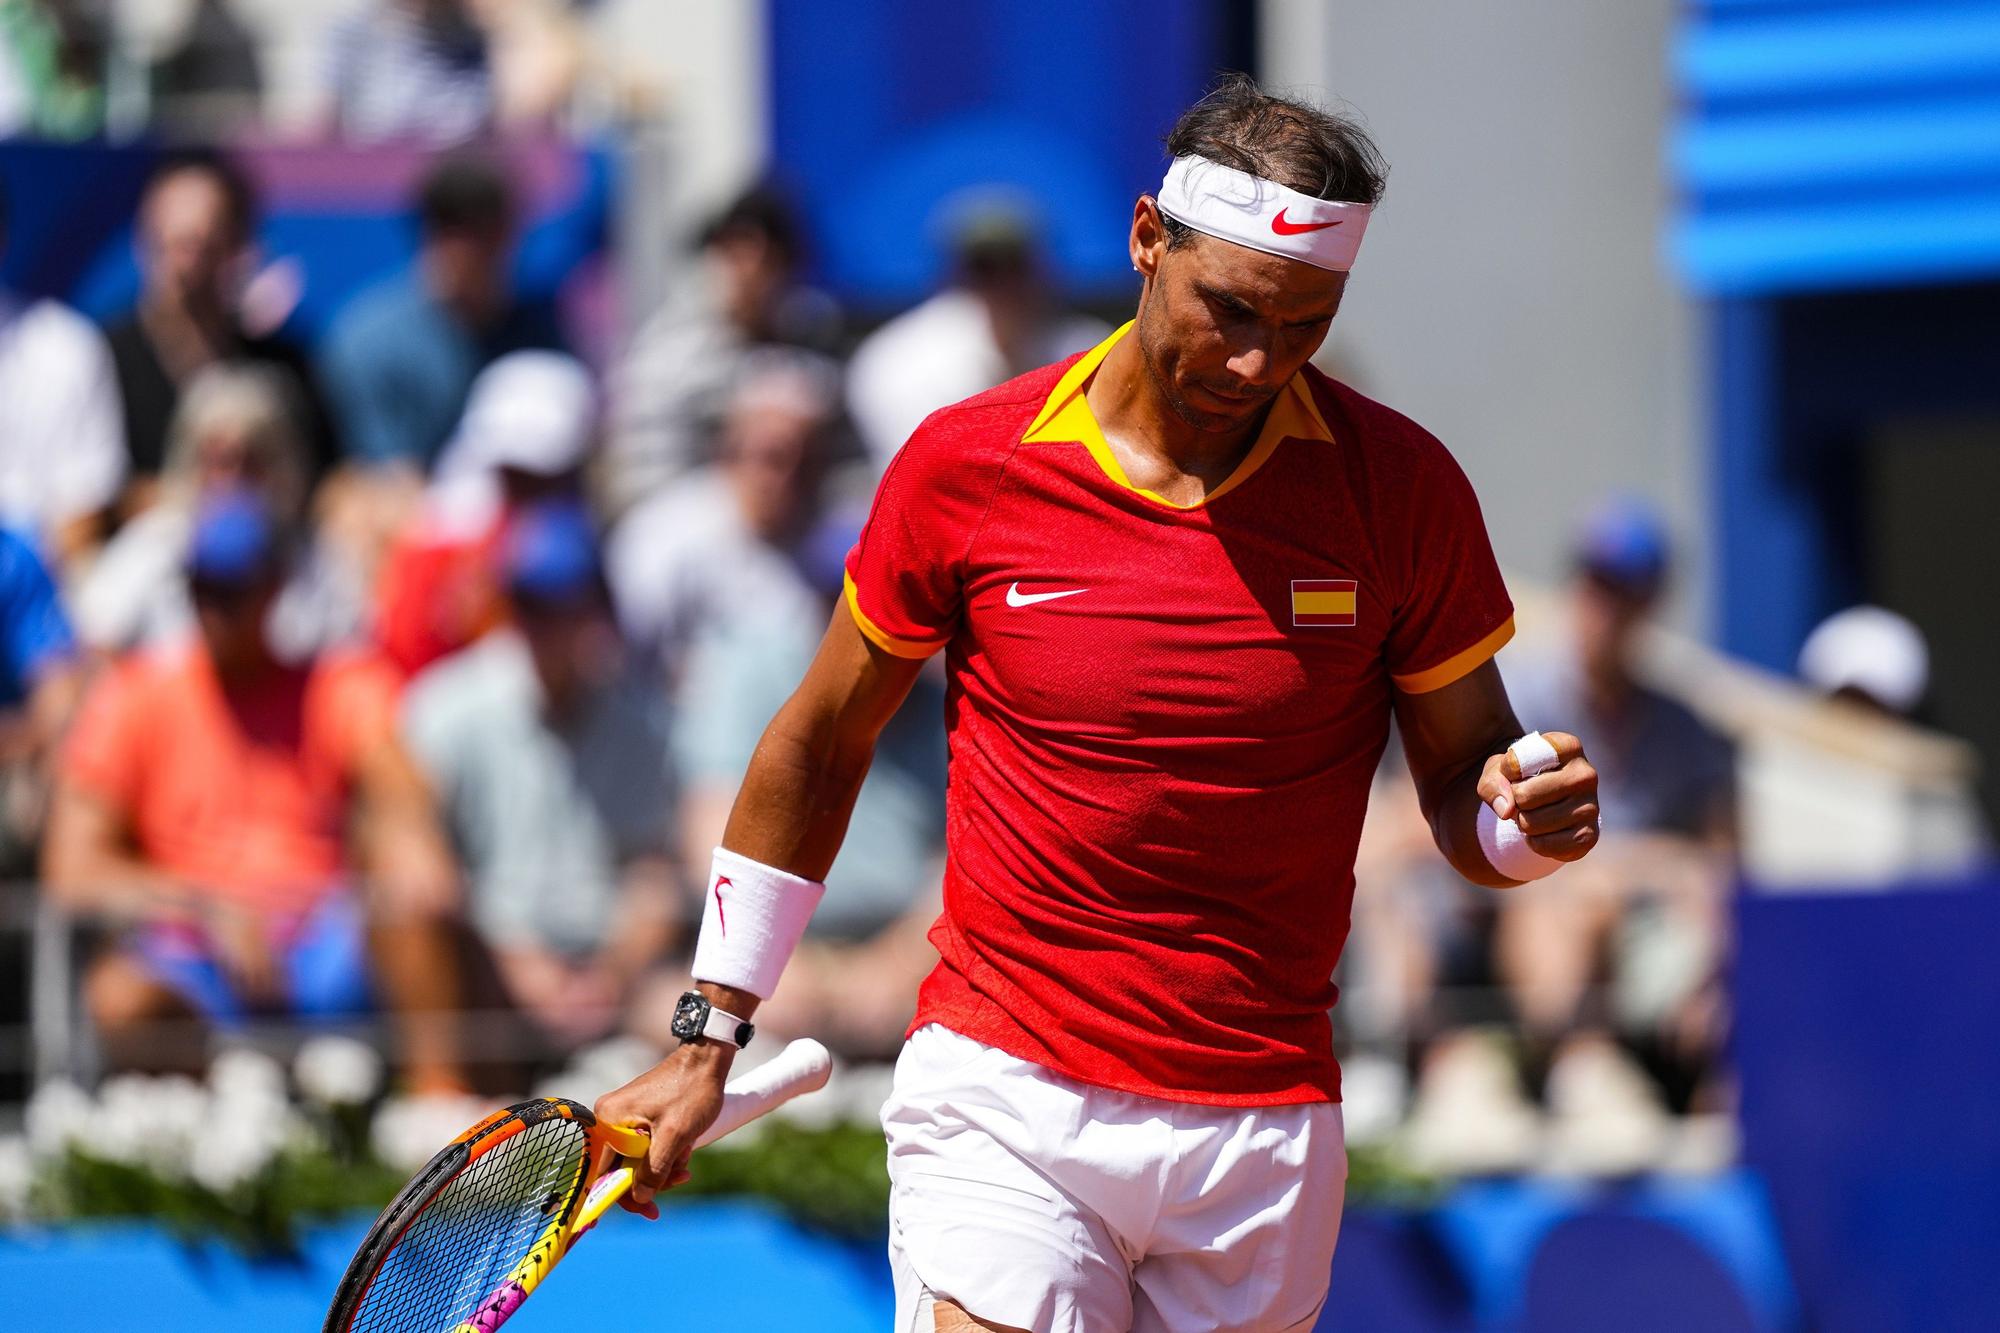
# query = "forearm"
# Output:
<box><xmin>719</xmin><ymin>693</ymin><xmax>878</xmax><ymax>881</ymax></box>
<box><xmin>1424</xmin><ymin>740</ymin><xmax>1521</xmax><ymax>889</ymax></box>
<box><xmin>42</xmin><ymin>822</ymin><xmax>192</xmax><ymax>914</ymax></box>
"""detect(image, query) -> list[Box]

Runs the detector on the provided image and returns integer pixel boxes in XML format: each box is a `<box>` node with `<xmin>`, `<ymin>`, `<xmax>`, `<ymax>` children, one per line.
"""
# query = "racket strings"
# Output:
<box><xmin>350</xmin><ymin>1114</ymin><xmax>590</xmax><ymax>1332</ymax></box>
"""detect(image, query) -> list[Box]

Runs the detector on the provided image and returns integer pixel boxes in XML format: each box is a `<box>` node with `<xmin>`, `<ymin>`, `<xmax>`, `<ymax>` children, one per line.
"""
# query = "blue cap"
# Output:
<box><xmin>187</xmin><ymin>488</ymin><xmax>282</xmax><ymax>585</ymax></box>
<box><xmin>1575</xmin><ymin>497</ymin><xmax>1669</xmax><ymax>593</ymax></box>
<box><xmin>503</xmin><ymin>500</ymin><xmax>603</xmax><ymax>605</ymax></box>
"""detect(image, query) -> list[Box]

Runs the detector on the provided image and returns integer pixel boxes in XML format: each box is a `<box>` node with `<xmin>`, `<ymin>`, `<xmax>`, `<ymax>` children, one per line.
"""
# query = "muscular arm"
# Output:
<box><xmin>596</xmin><ymin>605</ymin><xmax>928</xmax><ymax>1209</ymax></box>
<box><xmin>1394</xmin><ymin>659</ymin><xmax>1599</xmax><ymax>888</ymax></box>
<box><xmin>720</xmin><ymin>606</ymin><xmax>931</xmax><ymax>877</ymax></box>
<box><xmin>686</xmin><ymin>607</ymin><xmax>929</xmax><ymax>1021</ymax></box>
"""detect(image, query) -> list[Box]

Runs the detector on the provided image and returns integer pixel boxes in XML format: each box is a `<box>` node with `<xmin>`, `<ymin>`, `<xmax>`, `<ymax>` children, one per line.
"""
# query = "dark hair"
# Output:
<box><xmin>700</xmin><ymin>183</ymin><xmax>804</xmax><ymax>264</ymax></box>
<box><xmin>416</xmin><ymin>154</ymin><xmax>515</xmax><ymax>236</ymax></box>
<box><xmin>145</xmin><ymin>149</ymin><xmax>259</xmax><ymax>240</ymax></box>
<box><xmin>1161</xmin><ymin>73</ymin><xmax>1388</xmax><ymax>249</ymax></box>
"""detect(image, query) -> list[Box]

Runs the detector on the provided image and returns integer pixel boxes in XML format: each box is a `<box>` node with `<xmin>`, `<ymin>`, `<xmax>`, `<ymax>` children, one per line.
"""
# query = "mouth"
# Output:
<box><xmin>1191</xmin><ymin>381</ymin><xmax>1265</xmax><ymax>410</ymax></box>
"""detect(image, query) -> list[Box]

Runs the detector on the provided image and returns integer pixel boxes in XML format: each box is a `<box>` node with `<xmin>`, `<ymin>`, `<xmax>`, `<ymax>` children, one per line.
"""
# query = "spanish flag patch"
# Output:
<box><xmin>1292</xmin><ymin>578</ymin><xmax>1357</xmax><ymax>627</ymax></box>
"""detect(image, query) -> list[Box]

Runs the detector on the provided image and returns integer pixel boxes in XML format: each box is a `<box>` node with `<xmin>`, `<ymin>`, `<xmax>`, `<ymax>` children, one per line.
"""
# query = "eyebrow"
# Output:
<box><xmin>1194</xmin><ymin>282</ymin><xmax>1338</xmax><ymax>327</ymax></box>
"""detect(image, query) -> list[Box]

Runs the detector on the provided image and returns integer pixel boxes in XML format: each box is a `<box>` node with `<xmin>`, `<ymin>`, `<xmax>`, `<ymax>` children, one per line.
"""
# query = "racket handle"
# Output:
<box><xmin>694</xmin><ymin>1037</ymin><xmax>833</xmax><ymax>1146</ymax></box>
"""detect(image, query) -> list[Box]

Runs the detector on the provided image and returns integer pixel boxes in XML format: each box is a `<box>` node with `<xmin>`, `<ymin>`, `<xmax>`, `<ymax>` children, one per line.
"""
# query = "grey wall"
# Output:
<box><xmin>1261</xmin><ymin>2</ymin><xmax>1704</xmax><ymax>628</ymax></box>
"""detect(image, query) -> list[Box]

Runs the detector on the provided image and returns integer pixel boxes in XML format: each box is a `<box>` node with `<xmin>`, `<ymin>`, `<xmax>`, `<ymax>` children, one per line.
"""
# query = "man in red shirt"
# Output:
<box><xmin>600</xmin><ymin>76</ymin><xmax>1600</xmax><ymax>1332</ymax></box>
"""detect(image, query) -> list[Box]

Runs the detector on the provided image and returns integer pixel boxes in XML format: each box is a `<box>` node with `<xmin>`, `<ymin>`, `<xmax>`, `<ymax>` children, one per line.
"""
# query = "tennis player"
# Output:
<box><xmin>598</xmin><ymin>75</ymin><xmax>1600</xmax><ymax>1332</ymax></box>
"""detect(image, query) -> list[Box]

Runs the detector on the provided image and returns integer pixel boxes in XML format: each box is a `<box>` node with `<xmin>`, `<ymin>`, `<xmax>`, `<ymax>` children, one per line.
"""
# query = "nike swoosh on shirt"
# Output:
<box><xmin>1006</xmin><ymin>583</ymin><xmax>1088</xmax><ymax>607</ymax></box>
<box><xmin>1270</xmin><ymin>209</ymin><xmax>1343</xmax><ymax>236</ymax></box>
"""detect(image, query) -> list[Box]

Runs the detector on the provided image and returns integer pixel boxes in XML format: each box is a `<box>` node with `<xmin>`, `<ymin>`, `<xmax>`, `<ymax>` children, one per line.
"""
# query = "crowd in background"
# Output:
<box><xmin>0</xmin><ymin>0</ymin><xmax>1975</xmax><ymax>1178</ymax></box>
<box><xmin>0</xmin><ymin>138</ymin><xmax>1115</xmax><ymax>1104</ymax></box>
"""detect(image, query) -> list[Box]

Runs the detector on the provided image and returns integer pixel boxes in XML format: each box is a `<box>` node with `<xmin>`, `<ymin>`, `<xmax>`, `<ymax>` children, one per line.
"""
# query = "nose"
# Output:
<box><xmin>1225</xmin><ymin>341</ymin><xmax>1276</xmax><ymax>388</ymax></box>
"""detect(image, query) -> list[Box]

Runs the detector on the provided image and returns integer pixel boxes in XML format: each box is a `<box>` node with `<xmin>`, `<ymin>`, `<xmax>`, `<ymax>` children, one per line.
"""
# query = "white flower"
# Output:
<box><xmin>93</xmin><ymin>1074</ymin><xmax>167</xmax><ymax>1166</ymax></box>
<box><xmin>0</xmin><ymin>1136</ymin><xmax>35</xmax><ymax>1217</ymax></box>
<box><xmin>208</xmin><ymin>1047</ymin><xmax>288</xmax><ymax>1104</ymax></box>
<box><xmin>371</xmin><ymin>1093</ymin><xmax>492</xmax><ymax>1174</ymax></box>
<box><xmin>189</xmin><ymin>1114</ymin><xmax>287</xmax><ymax>1194</ymax></box>
<box><xmin>24</xmin><ymin>1079</ymin><xmax>95</xmax><ymax>1159</ymax></box>
<box><xmin>189</xmin><ymin>1094</ymin><xmax>305</xmax><ymax>1194</ymax></box>
<box><xmin>293</xmin><ymin>1036</ymin><xmax>385</xmax><ymax>1108</ymax></box>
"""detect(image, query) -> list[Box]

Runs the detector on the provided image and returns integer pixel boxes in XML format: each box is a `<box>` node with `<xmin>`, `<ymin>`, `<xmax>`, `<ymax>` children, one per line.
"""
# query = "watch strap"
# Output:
<box><xmin>698</xmin><ymin>1002</ymin><xmax>754</xmax><ymax>1049</ymax></box>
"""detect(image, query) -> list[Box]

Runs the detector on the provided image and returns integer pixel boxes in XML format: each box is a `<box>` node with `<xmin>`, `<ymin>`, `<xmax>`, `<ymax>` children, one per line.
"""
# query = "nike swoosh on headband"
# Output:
<box><xmin>1270</xmin><ymin>209</ymin><xmax>1344</xmax><ymax>236</ymax></box>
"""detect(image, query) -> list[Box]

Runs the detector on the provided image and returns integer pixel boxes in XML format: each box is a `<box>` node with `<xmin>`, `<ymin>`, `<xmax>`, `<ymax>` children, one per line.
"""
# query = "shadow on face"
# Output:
<box><xmin>1136</xmin><ymin>219</ymin><xmax>1348</xmax><ymax>434</ymax></box>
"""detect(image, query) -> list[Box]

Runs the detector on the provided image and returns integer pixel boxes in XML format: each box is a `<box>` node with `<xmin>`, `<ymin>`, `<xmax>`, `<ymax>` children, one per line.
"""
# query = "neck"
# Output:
<box><xmin>1088</xmin><ymin>329</ymin><xmax>1266</xmax><ymax>484</ymax></box>
<box><xmin>144</xmin><ymin>288</ymin><xmax>231</xmax><ymax>348</ymax></box>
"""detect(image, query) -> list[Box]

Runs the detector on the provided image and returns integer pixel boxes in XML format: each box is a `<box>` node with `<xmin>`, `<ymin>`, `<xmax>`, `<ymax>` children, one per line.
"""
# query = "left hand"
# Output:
<box><xmin>1476</xmin><ymin>730</ymin><xmax>1600</xmax><ymax>863</ymax></box>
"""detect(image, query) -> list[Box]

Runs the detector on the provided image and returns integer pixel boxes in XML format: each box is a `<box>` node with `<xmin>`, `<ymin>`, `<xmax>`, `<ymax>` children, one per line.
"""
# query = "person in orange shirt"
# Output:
<box><xmin>43</xmin><ymin>491</ymin><xmax>465</xmax><ymax>1084</ymax></box>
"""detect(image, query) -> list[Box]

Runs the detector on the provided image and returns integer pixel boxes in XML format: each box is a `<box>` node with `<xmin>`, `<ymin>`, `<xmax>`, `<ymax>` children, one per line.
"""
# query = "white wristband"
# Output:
<box><xmin>1479</xmin><ymin>731</ymin><xmax>1565</xmax><ymax>882</ymax></box>
<box><xmin>1477</xmin><ymin>802</ymin><xmax>1561</xmax><ymax>882</ymax></box>
<box><xmin>690</xmin><ymin>847</ymin><xmax>826</xmax><ymax>1000</ymax></box>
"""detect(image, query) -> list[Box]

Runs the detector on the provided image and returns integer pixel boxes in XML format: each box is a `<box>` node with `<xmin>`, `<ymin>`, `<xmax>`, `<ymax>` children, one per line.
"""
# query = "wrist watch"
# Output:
<box><xmin>671</xmin><ymin>990</ymin><xmax>755</xmax><ymax>1049</ymax></box>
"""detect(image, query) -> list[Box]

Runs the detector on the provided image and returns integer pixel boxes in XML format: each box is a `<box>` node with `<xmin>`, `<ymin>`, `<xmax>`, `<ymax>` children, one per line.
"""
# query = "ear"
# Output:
<box><xmin>1131</xmin><ymin>196</ymin><xmax>1170</xmax><ymax>280</ymax></box>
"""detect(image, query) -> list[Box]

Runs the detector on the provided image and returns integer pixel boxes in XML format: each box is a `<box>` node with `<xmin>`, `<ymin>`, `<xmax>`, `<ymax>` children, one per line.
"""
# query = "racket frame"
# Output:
<box><xmin>323</xmin><ymin>1098</ymin><xmax>618</xmax><ymax>1333</ymax></box>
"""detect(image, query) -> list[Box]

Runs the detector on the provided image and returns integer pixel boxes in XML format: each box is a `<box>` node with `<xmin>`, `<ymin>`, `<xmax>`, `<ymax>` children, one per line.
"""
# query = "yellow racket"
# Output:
<box><xmin>322</xmin><ymin>1038</ymin><xmax>834</xmax><ymax>1333</ymax></box>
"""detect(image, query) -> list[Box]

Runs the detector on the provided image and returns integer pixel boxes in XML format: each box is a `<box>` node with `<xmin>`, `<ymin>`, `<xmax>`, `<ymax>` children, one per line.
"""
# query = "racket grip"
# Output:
<box><xmin>694</xmin><ymin>1038</ymin><xmax>833</xmax><ymax>1146</ymax></box>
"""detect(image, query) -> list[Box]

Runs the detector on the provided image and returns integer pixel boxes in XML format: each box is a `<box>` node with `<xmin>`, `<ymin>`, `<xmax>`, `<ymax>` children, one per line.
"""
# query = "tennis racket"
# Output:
<box><xmin>323</xmin><ymin>1038</ymin><xmax>833</xmax><ymax>1333</ymax></box>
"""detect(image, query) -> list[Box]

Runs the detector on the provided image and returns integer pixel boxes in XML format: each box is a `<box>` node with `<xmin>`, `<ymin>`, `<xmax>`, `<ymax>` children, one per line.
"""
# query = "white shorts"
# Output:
<box><xmin>882</xmin><ymin>1025</ymin><xmax>1347</xmax><ymax>1333</ymax></box>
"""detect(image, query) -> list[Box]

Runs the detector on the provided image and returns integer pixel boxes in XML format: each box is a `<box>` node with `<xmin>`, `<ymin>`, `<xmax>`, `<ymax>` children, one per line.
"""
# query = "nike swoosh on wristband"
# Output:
<box><xmin>1270</xmin><ymin>209</ymin><xmax>1343</xmax><ymax>236</ymax></box>
<box><xmin>1006</xmin><ymin>583</ymin><xmax>1088</xmax><ymax>607</ymax></box>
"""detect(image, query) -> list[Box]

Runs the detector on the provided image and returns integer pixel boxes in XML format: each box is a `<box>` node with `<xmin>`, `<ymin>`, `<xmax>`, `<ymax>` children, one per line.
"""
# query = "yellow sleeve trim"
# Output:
<box><xmin>843</xmin><ymin>572</ymin><xmax>948</xmax><ymax>659</ymax></box>
<box><xmin>1392</xmin><ymin>616</ymin><xmax>1516</xmax><ymax>694</ymax></box>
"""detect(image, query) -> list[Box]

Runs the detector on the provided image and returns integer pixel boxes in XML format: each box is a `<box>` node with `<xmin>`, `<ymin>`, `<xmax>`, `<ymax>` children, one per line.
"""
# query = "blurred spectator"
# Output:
<box><xmin>1468</xmin><ymin>501</ymin><xmax>1734</xmax><ymax>1169</ymax></box>
<box><xmin>42</xmin><ymin>492</ymin><xmax>464</xmax><ymax>1085</ymax></box>
<box><xmin>136</xmin><ymin>0</ymin><xmax>264</xmax><ymax>138</ymax></box>
<box><xmin>610</xmin><ymin>351</ymin><xmax>944</xmax><ymax>1055</ymax></box>
<box><xmin>319</xmin><ymin>153</ymin><xmax>564</xmax><ymax>472</ymax></box>
<box><xmin>607</xmin><ymin>182</ymin><xmax>842</xmax><ymax>510</ymax></box>
<box><xmin>846</xmin><ymin>200</ymin><xmax>1107</xmax><ymax>468</ymax></box>
<box><xmin>1798</xmin><ymin>605</ymin><xmax>1930</xmax><ymax>718</ymax></box>
<box><xmin>320</xmin><ymin>0</ymin><xmax>493</xmax><ymax>143</ymax></box>
<box><xmin>0</xmin><ymin>527</ymin><xmax>80</xmax><ymax>875</ymax></box>
<box><xmin>403</xmin><ymin>501</ymin><xmax>677</xmax><ymax>1051</ymax></box>
<box><xmin>74</xmin><ymin>363</ymin><xmax>365</xmax><ymax>657</ymax></box>
<box><xmin>1739</xmin><ymin>605</ymin><xmax>1990</xmax><ymax>883</ymax></box>
<box><xmin>373</xmin><ymin>349</ymin><xmax>595</xmax><ymax>676</ymax></box>
<box><xmin>320</xmin><ymin>0</ymin><xmax>584</xmax><ymax>144</ymax></box>
<box><xmin>0</xmin><ymin>175</ymin><xmax>125</xmax><ymax>565</ymax></box>
<box><xmin>610</xmin><ymin>347</ymin><xmax>847</xmax><ymax>675</ymax></box>
<box><xmin>102</xmin><ymin>152</ymin><xmax>336</xmax><ymax>509</ymax></box>
<box><xmin>0</xmin><ymin>0</ymin><xmax>104</xmax><ymax>139</ymax></box>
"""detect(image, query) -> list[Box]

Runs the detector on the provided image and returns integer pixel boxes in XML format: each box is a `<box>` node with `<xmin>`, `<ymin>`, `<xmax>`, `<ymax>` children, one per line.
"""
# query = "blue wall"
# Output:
<box><xmin>765</xmin><ymin>0</ymin><xmax>1235</xmax><ymax>308</ymax></box>
<box><xmin>2</xmin><ymin>1184</ymin><xmax>1795</xmax><ymax>1332</ymax></box>
<box><xmin>1734</xmin><ymin>872</ymin><xmax>2000</xmax><ymax>1331</ymax></box>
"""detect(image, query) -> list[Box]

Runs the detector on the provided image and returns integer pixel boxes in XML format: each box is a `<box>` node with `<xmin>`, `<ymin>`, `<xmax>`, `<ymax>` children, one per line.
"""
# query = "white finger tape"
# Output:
<box><xmin>1508</xmin><ymin>731</ymin><xmax>1561</xmax><ymax>779</ymax></box>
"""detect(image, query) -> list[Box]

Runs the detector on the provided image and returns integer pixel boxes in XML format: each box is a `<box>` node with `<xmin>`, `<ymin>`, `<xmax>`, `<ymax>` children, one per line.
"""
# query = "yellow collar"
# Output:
<box><xmin>1020</xmin><ymin>320</ymin><xmax>1334</xmax><ymax>510</ymax></box>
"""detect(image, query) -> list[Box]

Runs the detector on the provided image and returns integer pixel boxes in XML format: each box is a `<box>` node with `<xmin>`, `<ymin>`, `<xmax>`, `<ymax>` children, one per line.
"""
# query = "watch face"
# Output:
<box><xmin>671</xmin><ymin>992</ymin><xmax>708</xmax><ymax>1040</ymax></box>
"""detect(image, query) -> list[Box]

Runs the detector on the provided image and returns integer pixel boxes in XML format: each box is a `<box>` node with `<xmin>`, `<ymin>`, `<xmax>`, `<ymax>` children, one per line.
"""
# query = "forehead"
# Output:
<box><xmin>147</xmin><ymin>170</ymin><xmax>232</xmax><ymax>224</ymax></box>
<box><xmin>1169</xmin><ymin>233</ymin><xmax>1347</xmax><ymax>320</ymax></box>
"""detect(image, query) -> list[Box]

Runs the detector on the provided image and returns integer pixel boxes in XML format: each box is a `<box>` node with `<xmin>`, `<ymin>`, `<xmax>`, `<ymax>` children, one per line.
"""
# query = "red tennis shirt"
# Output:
<box><xmin>844</xmin><ymin>322</ymin><xmax>1514</xmax><ymax>1106</ymax></box>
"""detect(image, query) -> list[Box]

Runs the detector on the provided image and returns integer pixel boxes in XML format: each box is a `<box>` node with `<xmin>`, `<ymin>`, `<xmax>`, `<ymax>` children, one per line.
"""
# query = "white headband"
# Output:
<box><xmin>1155</xmin><ymin>155</ymin><xmax>1372</xmax><ymax>272</ymax></box>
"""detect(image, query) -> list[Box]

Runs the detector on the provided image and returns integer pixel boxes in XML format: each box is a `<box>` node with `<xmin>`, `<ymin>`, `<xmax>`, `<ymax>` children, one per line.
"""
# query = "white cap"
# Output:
<box><xmin>437</xmin><ymin>351</ymin><xmax>597</xmax><ymax>480</ymax></box>
<box><xmin>1798</xmin><ymin>605</ymin><xmax>1930</xmax><ymax>715</ymax></box>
